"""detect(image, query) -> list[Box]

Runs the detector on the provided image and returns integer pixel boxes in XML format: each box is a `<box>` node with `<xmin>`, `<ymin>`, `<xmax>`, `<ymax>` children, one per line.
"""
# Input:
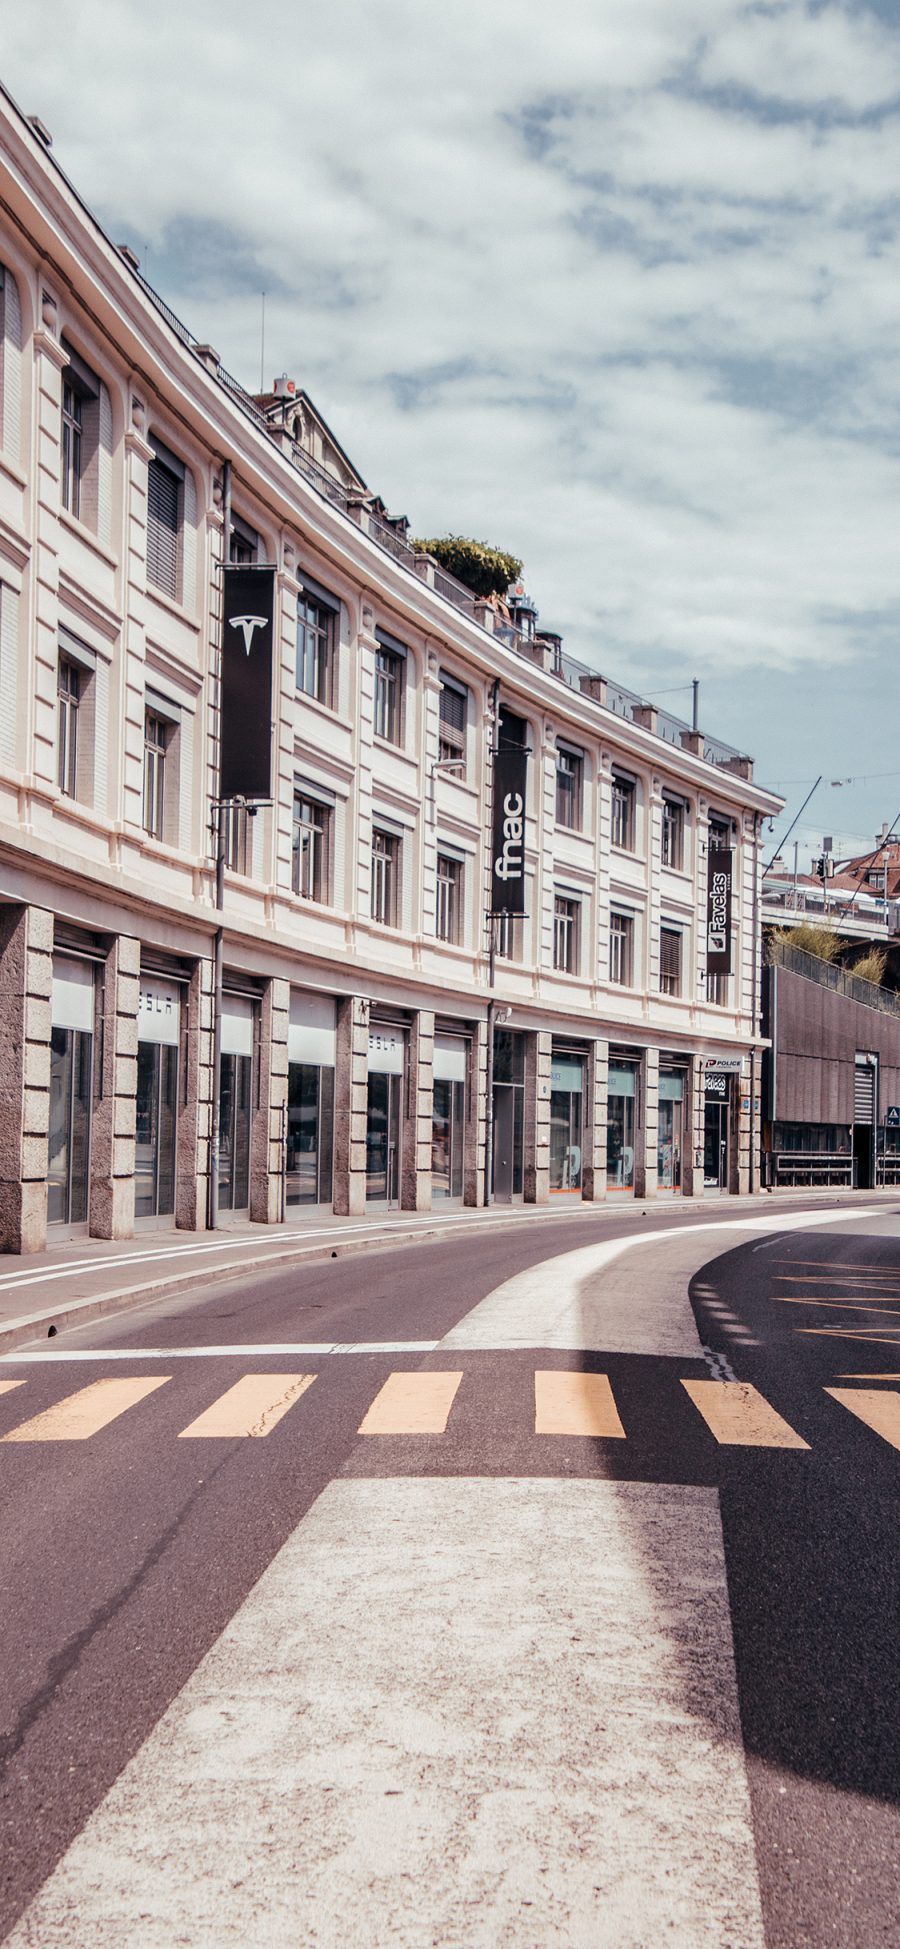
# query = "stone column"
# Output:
<box><xmin>89</xmin><ymin>934</ymin><xmax>139</xmax><ymax>1240</ymax></box>
<box><xmin>464</xmin><ymin>1016</ymin><xmax>489</xmax><ymax>1207</ymax></box>
<box><xmin>333</xmin><ymin>996</ymin><xmax>368</xmax><ymax>1216</ymax></box>
<box><xmin>582</xmin><ymin>1035</ymin><xmax>608</xmax><ymax>1203</ymax></box>
<box><xmin>250</xmin><ymin>977</ymin><xmax>289</xmax><ymax>1223</ymax></box>
<box><xmin>401</xmin><ymin>1010</ymin><xmax>433</xmax><ymax>1212</ymax></box>
<box><xmin>682</xmin><ymin>1057</ymin><xmax>705</xmax><ymax>1198</ymax></box>
<box><xmin>638</xmin><ymin>1046</ymin><xmax>660</xmax><ymax>1200</ymax></box>
<box><xmin>0</xmin><ymin>905</ymin><xmax>53</xmax><ymax>1254</ymax></box>
<box><xmin>176</xmin><ymin>956</ymin><xmax>213</xmax><ymax>1230</ymax></box>
<box><xmin>524</xmin><ymin>1030</ymin><xmax>551</xmax><ymax>1204</ymax></box>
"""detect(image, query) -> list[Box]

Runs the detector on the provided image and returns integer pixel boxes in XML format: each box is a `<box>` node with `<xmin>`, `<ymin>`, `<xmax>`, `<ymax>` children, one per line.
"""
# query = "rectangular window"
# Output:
<box><xmin>609</xmin><ymin>909</ymin><xmax>634</xmax><ymax>986</ymax></box>
<box><xmin>556</xmin><ymin>744</ymin><xmax>583</xmax><ymax>831</ymax></box>
<box><xmin>438</xmin><ymin>673</ymin><xmax>467</xmax><ymax>771</ymax></box>
<box><xmin>553</xmin><ymin>895</ymin><xmax>579</xmax><ymax>974</ymax></box>
<box><xmin>229</xmin><ymin>514</ymin><xmax>259</xmax><ymax>566</ymax></box>
<box><xmin>436</xmin><ymin>853</ymin><xmax>463</xmax><ymax>943</ymax></box>
<box><xmin>147</xmin><ymin>438</ymin><xmax>184</xmax><ymax>601</ymax></box>
<box><xmin>61</xmin><ymin>378</ymin><xmax>83</xmax><ymax>520</ymax></box>
<box><xmin>494</xmin><ymin>912</ymin><xmax>515</xmax><ymax>961</ymax></box>
<box><xmin>292</xmin><ymin>793</ymin><xmax>331</xmax><ymax>903</ymax></box>
<box><xmin>374</xmin><ymin>645</ymin><xmax>402</xmax><ymax>743</ymax></box>
<box><xmin>224</xmin><ymin>802</ymin><xmax>250</xmax><ymax>876</ymax></box>
<box><xmin>371</xmin><ymin>827</ymin><xmax>399</xmax><ymax>926</ymax></box>
<box><xmin>143</xmin><ymin>710</ymin><xmax>169</xmax><ymax>839</ymax></box>
<box><xmin>296</xmin><ymin>591</ymin><xmax>335</xmax><ymax>706</ymax></box>
<box><xmin>662</xmin><ymin>795</ymin><xmax>685</xmax><ymax>870</ymax></box>
<box><xmin>611</xmin><ymin>771</ymin><xmax>635</xmax><ymax>851</ymax></box>
<box><xmin>707</xmin><ymin>970</ymin><xmax>730</xmax><ymax>1006</ymax></box>
<box><xmin>659</xmin><ymin>926</ymin><xmax>682</xmax><ymax>997</ymax></box>
<box><xmin>57</xmin><ymin>656</ymin><xmax>80</xmax><ymax>798</ymax></box>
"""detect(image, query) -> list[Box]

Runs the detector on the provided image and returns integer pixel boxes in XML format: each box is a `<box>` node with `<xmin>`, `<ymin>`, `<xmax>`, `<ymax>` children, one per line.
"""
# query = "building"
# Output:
<box><xmin>0</xmin><ymin>89</ymin><xmax>780</xmax><ymax>1253</ymax></box>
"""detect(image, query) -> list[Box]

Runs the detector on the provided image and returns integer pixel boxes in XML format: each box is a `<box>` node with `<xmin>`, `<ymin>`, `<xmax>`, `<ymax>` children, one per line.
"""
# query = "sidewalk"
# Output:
<box><xmin>0</xmin><ymin>1187</ymin><xmax>896</xmax><ymax>1355</ymax></box>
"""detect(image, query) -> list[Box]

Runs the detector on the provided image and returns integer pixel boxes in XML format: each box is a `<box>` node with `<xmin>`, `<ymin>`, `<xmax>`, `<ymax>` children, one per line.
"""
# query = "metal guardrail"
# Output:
<box><xmin>769</xmin><ymin>1153</ymin><xmax>856</xmax><ymax>1187</ymax></box>
<box><xmin>769</xmin><ymin>939</ymin><xmax>900</xmax><ymax>1018</ymax></box>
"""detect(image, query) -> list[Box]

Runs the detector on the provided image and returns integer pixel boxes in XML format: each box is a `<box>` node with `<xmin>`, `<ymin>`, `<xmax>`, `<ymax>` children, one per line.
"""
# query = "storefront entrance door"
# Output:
<box><xmin>366</xmin><ymin>1071</ymin><xmax>401</xmax><ymax>1204</ymax></box>
<box><xmin>703</xmin><ymin>1098</ymin><xmax>729</xmax><ymax>1191</ymax></box>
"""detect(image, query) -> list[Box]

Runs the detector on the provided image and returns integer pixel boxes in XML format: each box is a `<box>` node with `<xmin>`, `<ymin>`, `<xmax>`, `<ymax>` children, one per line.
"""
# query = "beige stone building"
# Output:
<box><xmin>0</xmin><ymin>92</ymin><xmax>779</xmax><ymax>1252</ymax></box>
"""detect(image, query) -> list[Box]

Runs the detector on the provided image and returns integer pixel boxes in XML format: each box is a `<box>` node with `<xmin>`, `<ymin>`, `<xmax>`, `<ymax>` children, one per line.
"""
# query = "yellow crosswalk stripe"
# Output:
<box><xmin>358</xmin><ymin>1370</ymin><xmax>462</xmax><ymax>1435</ymax></box>
<box><xmin>824</xmin><ymin>1387</ymin><xmax>900</xmax><ymax>1453</ymax></box>
<box><xmin>681</xmin><ymin>1380</ymin><xmax>809</xmax><ymax>1449</ymax></box>
<box><xmin>1</xmin><ymin>1377</ymin><xmax>169</xmax><ymax>1442</ymax></box>
<box><xmin>534</xmin><ymin>1371</ymin><xmax>625</xmax><ymax>1437</ymax></box>
<box><xmin>178</xmin><ymin>1374</ymin><xmax>316</xmax><ymax>1438</ymax></box>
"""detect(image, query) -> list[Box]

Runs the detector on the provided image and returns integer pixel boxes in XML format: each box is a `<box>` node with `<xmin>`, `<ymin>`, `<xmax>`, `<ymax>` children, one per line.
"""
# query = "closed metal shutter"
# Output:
<box><xmin>147</xmin><ymin>456</ymin><xmax>180</xmax><ymax>597</ymax></box>
<box><xmin>854</xmin><ymin>1064</ymin><xmax>875</xmax><ymax>1125</ymax></box>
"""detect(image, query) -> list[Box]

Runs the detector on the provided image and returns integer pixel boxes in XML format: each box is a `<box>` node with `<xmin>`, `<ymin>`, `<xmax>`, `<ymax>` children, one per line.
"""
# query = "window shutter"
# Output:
<box><xmin>439</xmin><ymin>682</ymin><xmax>466</xmax><ymax>735</ymax></box>
<box><xmin>147</xmin><ymin>456</ymin><xmax>179</xmax><ymax>597</ymax></box>
<box><xmin>854</xmin><ymin>1065</ymin><xmax>875</xmax><ymax>1125</ymax></box>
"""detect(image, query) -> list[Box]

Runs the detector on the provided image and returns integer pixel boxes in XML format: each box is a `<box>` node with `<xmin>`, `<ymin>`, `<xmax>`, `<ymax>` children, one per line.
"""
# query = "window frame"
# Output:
<box><xmin>296</xmin><ymin>585</ymin><xmax>337</xmax><ymax>707</ymax></box>
<box><xmin>611</xmin><ymin>770</ymin><xmax>636</xmax><ymax>852</ymax></box>
<box><xmin>555</xmin><ymin>742</ymin><xmax>584</xmax><ymax>832</ymax></box>
<box><xmin>659</xmin><ymin>924</ymin><xmax>683</xmax><ymax>998</ymax></box>
<box><xmin>609</xmin><ymin>908</ymin><xmax>635</xmax><ymax>987</ymax></box>
<box><xmin>147</xmin><ymin>435</ymin><xmax>185</xmax><ymax>602</ymax></box>
<box><xmin>57</xmin><ymin>655</ymin><xmax>80</xmax><ymax>798</ymax></box>
<box><xmin>291</xmin><ymin>791</ymin><xmax>332</xmax><ymax>904</ymax></box>
<box><xmin>661</xmin><ymin>794</ymin><xmax>685</xmax><ymax>871</ymax></box>
<box><xmin>371</xmin><ymin>825</ymin><xmax>400</xmax><ymax>927</ymax></box>
<box><xmin>438</xmin><ymin>672</ymin><xmax>468</xmax><ymax>772</ymax></box>
<box><xmin>373</xmin><ymin>642</ymin><xmax>403</xmax><ymax>745</ymax></box>
<box><xmin>436</xmin><ymin>851</ymin><xmax>463</xmax><ymax>943</ymax></box>
<box><xmin>143</xmin><ymin>708</ymin><xmax>170</xmax><ymax>841</ymax></box>
<box><xmin>553</xmin><ymin>893</ymin><xmax>580</xmax><ymax>975</ymax></box>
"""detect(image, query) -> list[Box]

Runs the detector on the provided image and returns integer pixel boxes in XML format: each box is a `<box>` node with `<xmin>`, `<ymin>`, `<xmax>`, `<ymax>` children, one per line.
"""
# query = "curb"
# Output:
<box><xmin>1</xmin><ymin>1189</ymin><xmax>893</xmax><ymax>1357</ymax></box>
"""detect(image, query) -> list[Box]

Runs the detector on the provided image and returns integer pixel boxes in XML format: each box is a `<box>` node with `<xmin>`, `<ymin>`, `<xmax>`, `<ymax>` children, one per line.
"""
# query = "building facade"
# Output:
<box><xmin>0</xmin><ymin>93</ymin><xmax>780</xmax><ymax>1252</ymax></box>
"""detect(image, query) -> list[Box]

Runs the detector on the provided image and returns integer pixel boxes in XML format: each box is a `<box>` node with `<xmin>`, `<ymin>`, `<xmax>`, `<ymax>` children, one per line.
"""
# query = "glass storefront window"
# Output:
<box><xmin>657</xmin><ymin>1070</ymin><xmax>685</xmax><ymax>1192</ymax></box>
<box><xmin>286</xmin><ymin>1063</ymin><xmax>334</xmax><ymax>1205</ymax></box>
<box><xmin>135</xmin><ymin>1041</ymin><xmax>177</xmax><ymax>1218</ymax></box>
<box><xmin>550</xmin><ymin>1054</ymin><xmax>584</xmax><ymax>1193</ymax></box>
<box><xmin>48</xmin><ymin>1025</ymin><xmax>92</xmax><ymax>1225</ymax></box>
<box><xmin>607</xmin><ymin>1062</ymin><xmax>637</xmax><ymax>1190</ymax></box>
<box><xmin>432</xmin><ymin>1078</ymin><xmax>465</xmax><ymax>1199</ymax></box>
<box><xmin>493</xmin><ymin>1029</ymin><xmax>525</xmax><ymax>1201</ymax></box>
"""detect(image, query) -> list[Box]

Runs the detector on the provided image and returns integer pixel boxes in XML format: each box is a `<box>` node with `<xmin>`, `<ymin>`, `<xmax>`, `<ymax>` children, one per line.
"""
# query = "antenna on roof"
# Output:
<box><xmin>259</xmin><ymin>292</ymin><xmax>266</xmax><ymax>394</ymax></box>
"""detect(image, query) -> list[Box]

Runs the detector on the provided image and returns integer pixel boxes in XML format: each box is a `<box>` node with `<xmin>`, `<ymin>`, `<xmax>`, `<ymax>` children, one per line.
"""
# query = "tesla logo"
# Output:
<box><xmin>229</xmin><ymin>614</ymin><xmax>268</xmax><ymax>656</ymax></box>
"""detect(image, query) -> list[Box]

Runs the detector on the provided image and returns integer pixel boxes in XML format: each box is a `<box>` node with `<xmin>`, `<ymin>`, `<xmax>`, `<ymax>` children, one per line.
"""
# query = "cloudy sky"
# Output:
<box><xmin>5</xmin><ymin>0</ymin><xmax>900</xmax><ymax>863</ymax></box>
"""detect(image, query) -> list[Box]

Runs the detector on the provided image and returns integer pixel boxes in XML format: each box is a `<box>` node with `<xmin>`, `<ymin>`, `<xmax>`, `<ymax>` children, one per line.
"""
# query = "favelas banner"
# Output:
<box><xmin>490</xmin><ymin>746</ymin><xmax>528</xmax><ymax>915</ymax></box>
<box><xmin>220</xmin><ymin>565</ymin><xmax>275</xmax><ymax>800</ymax></box>
<box><xmin>706</xmin><ymin>847</ymin><xmax>733</xmax><ymax>975</ymax></box>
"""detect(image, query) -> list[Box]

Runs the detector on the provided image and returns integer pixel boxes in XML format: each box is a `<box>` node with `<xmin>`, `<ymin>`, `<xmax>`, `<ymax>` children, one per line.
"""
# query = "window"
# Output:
<box><xmin>147</xmin><ymin>436</ymin><xmax>185</xmax><ymax>601</ymax></box>
<box><xmin>143</xmin><ymin>710</ymin><xmax>170</xmax><ymax>839</ymax></box>
<box><xmin>374</xmin><ymin>643</ymin><xmax>402</xmax><ymax>743</ymax></box>
<box><xmin>436</xmin><ymin>853</ymin><xmax>463</xmax><ymax>943</ymax></box>
<box><xmin>57</xmin><ymin>657</ymin><xmax>80</xmax><ymax>797</ymax></box>
<box><xmin>707</xmin><ymin>970</ymin><xmax>730</xmax><ymax>1007</ymax></box>
<box><xmin>229</xmin><ymin>514</ymin><xmax>259</xmax><ymax>566</ymax></box>
<box><xmin>371</xmin><ymin>827</ymin><xmax>399</xmax><ymax>926</ymax></box>
<box><xmin>61</xmin><ymin>377</ymin><xmax>83</xmax><ymax>520</ymax></box>
<box><xmin>224</xmin><ymin>802</ymin><xmax>250</xmax><ymax>876</ymax></box>
<box><xmin>609</xmin><ymin>909</ymin><xmax>634</xmax><ymax>986</ymax></box>
<box><xmin>611</xmin><ymin>771</ymin><xmax>636</xmax><ymax>850</ymax></box>
<box><xmin>494</xmin><ymin>912</ymin><xmax>515</xmax><ymax>961</ymax></box>
<box><xmin>659</xmin><ymin>926</ymin><xmax>682</xmax><ymax>997</ymax></box>
<box><xmin>553</xmin><ymin>895</ymin><xmax>579</xmax><ymax>974</ymax></box>
<box><xmin>556</xmin><ymin>744</ymin><xmax>583</xmax><ymax>831</ymax></box>
<box><xmin>296</xmin><ymin>587</ymin><xmax>336</xmax><ymax>706</ymax></box>
<box><xmin>438</xmin><ymin>673</ymin><xmax>467</xmax><ymax>770</ymax></box>
<box><xmin>661</xmin><ymin>795</ymin><xmax>685</xmax><ymax>870</ymax></box>
<box><xmin>292</xmin><ymin>793</ymin><xmax>331</xmax><ymax>903</ymax></box>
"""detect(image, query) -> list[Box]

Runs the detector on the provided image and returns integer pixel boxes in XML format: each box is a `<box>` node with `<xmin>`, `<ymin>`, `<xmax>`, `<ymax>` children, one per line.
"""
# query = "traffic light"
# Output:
<box><xmin>815</xmin><ymin>855</ymin><xmax>826</xmax><ymax>881</ymax></box>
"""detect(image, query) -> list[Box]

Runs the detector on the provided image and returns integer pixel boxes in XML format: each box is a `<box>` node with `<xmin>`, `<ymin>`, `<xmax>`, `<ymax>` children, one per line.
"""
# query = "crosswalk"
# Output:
<box><xmin>1</xmin><ymin>1367</ymin><xmax>899</xmax><ymax>1452</ymax></box>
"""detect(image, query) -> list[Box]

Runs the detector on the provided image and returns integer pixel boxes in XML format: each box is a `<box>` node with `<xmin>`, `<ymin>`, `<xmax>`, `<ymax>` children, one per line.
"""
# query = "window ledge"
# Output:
<box><xmin>146</xmin><ymin>582</ymin><xmax>201</xmax><ymax>632</ymax></box>
<box><xmin>58</xmin><ymin>507</ymin><xmax>118</xmax><ymax>570</ymax></box>
<box><xmin>294</xmin><ymin>688</ymin><xmax>343</xmax><ymax>725</ymax></box>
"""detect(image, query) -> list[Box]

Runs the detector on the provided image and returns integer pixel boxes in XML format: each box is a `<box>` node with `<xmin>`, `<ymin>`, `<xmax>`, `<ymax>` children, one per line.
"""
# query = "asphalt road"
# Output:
<box><xmin>0</xmin><ymin>1201</ymin><xmax>898</xmax><ymax>1945</ymax></box>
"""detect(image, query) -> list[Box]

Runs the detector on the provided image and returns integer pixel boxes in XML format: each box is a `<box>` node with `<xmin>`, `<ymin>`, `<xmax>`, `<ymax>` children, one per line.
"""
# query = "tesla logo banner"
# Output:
<box><xmin>491</xmin><ymin>747</ymin><xmax>528</xmax><ymax>915</ymax></box>
<box><xmin>220</xmin><ymin>565</ymin><xmax>275</xmax><ymax>800</ymax></box>
<box><xmin>706</xmin><ymin>847</ymin><xmax>733</xmax><ymax>975</ymax></box>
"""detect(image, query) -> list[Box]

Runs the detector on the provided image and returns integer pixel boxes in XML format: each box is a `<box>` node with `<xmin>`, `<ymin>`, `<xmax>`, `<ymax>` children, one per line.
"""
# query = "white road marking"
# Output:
<box><xmin>0</xmin><ymin>1341</ymin><xmax>440</xmax><ymax>1363</ymax></box>
<box><xmin>440</xmin><ymin>1209</ymin><xmax>891</xmax><ymax>1353</ymax></box>
<box><xmin>5</xmin><ymin>1478</ymin><xmax>766</xmax><ymax>1949</ymax></box>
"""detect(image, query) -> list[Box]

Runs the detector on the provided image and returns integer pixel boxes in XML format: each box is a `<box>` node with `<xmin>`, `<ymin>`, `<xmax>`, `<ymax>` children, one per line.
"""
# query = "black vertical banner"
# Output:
<box><xmin>220</xmin><ymin>565</ymin><xmax>275</xmax><ymax>800</ymax></box>
<box><xmin>491</xmin><ymin>747</ymin><xmax>528</xmax><ymax>915</ymax></box>
<box><xmin>706</xmin><ymin>847</ymin><xmax>733</xmax><ymax>975</ymax></box>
